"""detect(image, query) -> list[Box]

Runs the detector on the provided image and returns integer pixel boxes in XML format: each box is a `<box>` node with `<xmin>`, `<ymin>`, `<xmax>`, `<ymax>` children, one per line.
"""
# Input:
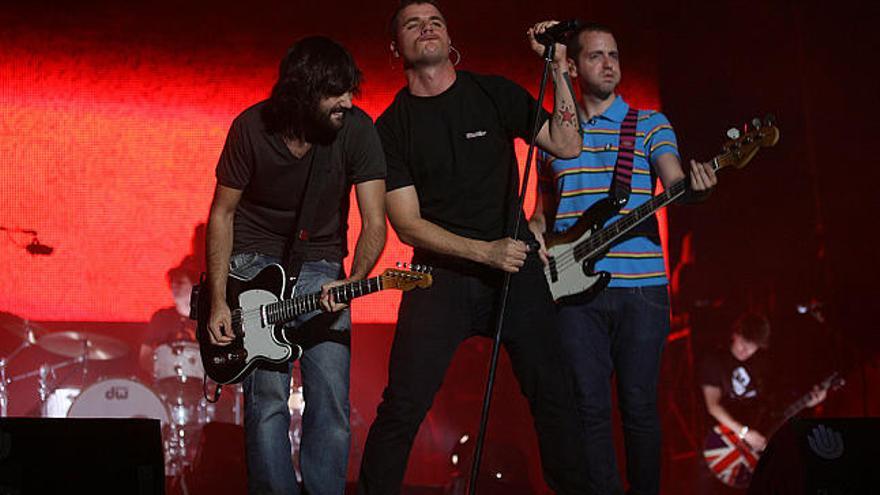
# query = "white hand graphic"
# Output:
<box><xmin>807</xmin><ymin>424</ymin><xmax>844</xmax><ymax>460</ymax></box>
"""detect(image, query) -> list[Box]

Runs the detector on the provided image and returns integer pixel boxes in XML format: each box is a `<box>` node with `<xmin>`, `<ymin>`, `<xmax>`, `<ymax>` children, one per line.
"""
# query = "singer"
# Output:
<box><xmin>356</xmin><ymin>2</ymin><xmax>588</xmax><ymax>494</ymax></box>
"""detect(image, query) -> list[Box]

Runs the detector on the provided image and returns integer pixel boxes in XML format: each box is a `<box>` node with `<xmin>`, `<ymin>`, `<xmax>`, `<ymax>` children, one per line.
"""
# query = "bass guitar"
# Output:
<box><xmin>194</xmin><ymin>263</ymin><xmax>432</xmax><ymax>384</ymax></box>
<box><xmin>702</xmin><ymin>371</ymin><xmax>845</xmax><ymax>488</ymax></box>
<box><xmin>543</xmin><ymin>117</ymin><xmax>780</xmax><ymax>302</ymax></box>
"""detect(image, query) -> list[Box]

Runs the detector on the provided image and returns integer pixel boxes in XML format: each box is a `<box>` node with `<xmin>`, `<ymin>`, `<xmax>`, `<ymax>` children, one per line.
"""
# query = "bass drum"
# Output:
<box><xmin>67</xmin><ymin>377</ymin><xmax>169</xmax><ymax>425</ymax></box>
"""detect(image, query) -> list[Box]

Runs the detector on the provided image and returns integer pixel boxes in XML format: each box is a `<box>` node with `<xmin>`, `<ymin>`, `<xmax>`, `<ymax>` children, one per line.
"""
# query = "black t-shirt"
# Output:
<box><xmin>377</xmin><ymin>71</ymin><xmax>548</xmax><ymax>244</ymax></box>
<box><xmin>699</xmin><ymin>346</ymin><xmax>767</xmax><ymax>426</ymax></box>
<box><xmin>216</xmin><ymin>102</ymin><xmax>386</xmax><ymax>261</ymax></box>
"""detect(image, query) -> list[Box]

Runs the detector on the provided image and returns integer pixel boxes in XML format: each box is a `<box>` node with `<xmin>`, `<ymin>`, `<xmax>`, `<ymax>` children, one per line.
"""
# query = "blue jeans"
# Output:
<box><xmin>230</xmin><ymin>253</ymin><xmax>351</xmax><ymax>495</ymax></box>
<box><xmin>557</xmin><ymin>285</ymin><xmax>670</xmax><ymax>495</ymax></box>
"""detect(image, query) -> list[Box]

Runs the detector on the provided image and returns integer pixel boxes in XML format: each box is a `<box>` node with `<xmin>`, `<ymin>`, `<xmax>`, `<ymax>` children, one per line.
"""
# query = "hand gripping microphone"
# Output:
<box><xmin>535</xmin><ymin>19</ymin><xmax>582</xmax><ymax>45</ymax></box>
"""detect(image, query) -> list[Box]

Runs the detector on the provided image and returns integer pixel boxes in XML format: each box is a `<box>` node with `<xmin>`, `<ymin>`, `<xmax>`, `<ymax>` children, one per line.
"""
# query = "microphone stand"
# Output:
<box><xmin>468</xmin><ymin>41</ymin><xmax>557</xmax><ymax>494</ymax></box>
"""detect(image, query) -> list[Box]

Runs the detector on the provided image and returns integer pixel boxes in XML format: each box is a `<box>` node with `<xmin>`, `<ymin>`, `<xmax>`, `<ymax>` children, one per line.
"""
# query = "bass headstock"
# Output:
<box><xmin>717</xmin><ymin>115</ymin><xmax>780</xmax><ymax>171</ymax></box>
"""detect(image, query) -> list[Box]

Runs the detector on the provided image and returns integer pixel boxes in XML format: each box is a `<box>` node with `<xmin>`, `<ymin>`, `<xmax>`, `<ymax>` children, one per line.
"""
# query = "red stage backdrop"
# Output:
<box><xmin>0</xmin><ymin>13</ymin><xmax>661</xmax><ymax>325</ymax></box>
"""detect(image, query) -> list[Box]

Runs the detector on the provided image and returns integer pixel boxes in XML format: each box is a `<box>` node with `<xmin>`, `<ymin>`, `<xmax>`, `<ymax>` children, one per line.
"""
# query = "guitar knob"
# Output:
<box><xmin>396</xmin><ymin>261</ymin><xmax>402</xmax><ymax>268</ymax></box>
<box><xmin>726</xmin><ymin>127</ymin><xmax>741</xmax><ymax>140</ymax></box>
<box><xmin>751</xmin><ymin>118</ymin><xmax>762</xmax><ymax>129</ymax></box>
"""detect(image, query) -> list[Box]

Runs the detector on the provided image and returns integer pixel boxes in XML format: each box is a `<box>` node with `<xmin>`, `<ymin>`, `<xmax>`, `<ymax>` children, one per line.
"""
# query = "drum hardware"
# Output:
<box><xmin>0</xmin><ymin>312</ymin><xmax>247</xmax><ymax>486</ymax></box>
<box><xmin>0</xmin><ymin>311</ymin><xmax>46</xmax><ymax>345</ymax></box>
<box><xmin>26</xmin><ymin>330</ymin><xmax>129</xmax><ymax>416</ymax></box>
<box><xmin>6</xmin><ymin>355</ymin><xmax>85</xmax><ymax>414</ymax></box>
<box><xmin>0</xmin><ymin>312</ymin><xmax>47</xmax><ymax>417</ymax></box>
<box><xmin>37</xmin><ymin>331</ymin><xmax>129</xmax><ymax>361</ymax></box>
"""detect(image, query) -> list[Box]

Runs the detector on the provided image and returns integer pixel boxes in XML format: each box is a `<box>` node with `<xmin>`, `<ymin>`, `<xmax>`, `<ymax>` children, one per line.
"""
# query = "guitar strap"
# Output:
<box><xmin>282</xmin><ymin>143</ymin><xmax>332</xmax><ymax>282</ymax></box>
<box><xmin>609</xmin><ymin>106</ymin><xmax>641</xmax><ymax>203</ymax></box>
<box><xmin>609</xmin><ymin>106</ymin><xmax>661</xmax><ymax>243</ymax></box>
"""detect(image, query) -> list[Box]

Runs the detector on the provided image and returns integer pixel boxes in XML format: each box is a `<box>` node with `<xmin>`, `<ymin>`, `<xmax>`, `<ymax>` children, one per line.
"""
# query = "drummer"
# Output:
<box><xmin>138</xmin><ymin>262</ymin><xmax>200</xmax><ymax>376</ymax></box>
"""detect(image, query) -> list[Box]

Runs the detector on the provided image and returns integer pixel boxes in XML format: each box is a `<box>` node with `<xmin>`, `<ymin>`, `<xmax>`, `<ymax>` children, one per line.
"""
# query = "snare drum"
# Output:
<box><xmin>67</xmin><ymin>377</ymin><xmax>169</xmax><ymax>425</ymax></box>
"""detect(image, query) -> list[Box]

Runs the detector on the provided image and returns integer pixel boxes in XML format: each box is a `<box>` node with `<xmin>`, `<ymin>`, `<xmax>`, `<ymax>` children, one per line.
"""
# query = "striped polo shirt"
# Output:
<box><xmin>537</xmin><ymin>95</ymin><xmax>678</xmax><ymax>287</ymax></box>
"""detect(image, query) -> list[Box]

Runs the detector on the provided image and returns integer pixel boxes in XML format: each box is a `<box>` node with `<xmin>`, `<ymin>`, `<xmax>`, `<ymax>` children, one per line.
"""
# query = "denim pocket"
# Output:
<box><xmin>229</xmin><ymin>252</ymin><xmax>272</xmax><ymax>278</ymax></box>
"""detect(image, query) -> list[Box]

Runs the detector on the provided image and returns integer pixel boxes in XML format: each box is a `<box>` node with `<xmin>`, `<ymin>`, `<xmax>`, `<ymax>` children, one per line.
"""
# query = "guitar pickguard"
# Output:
<box><xmin>546</xmin><ymin>226</ymin><xmax>611</xmax><ymax>302</ymax></box>
<box><xmin>238</xmin><ymin>288</ymin><xmax>293</xmax><ymax>364</ymax></box>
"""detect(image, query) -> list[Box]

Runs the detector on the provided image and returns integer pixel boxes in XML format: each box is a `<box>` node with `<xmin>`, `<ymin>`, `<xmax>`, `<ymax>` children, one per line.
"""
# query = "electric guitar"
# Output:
<box><xmin>702</xmin><ymin>371</ymin><xmax>845</xmax><ymax>488</ymax></box>
<box><xmin>542</xmin><ymin>117</ymin><xmax>780</xmax><ymax>302</ymax></box>
<box><xmin>194</xmin><ymin>263</ymin><xmax>433</xmax><ymax>384</ymax></box>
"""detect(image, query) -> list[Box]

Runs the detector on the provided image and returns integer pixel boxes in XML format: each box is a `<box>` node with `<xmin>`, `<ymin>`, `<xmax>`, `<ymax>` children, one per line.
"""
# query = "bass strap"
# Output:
<box><xmin>609</xmin><ymin>106</ymin><xmax>640</xmax><ymax>202</ymax></box>
<box><xmin>609</xmin><ymin>106</ymin><xmax>661</xmax><ymax>242</ymax></box>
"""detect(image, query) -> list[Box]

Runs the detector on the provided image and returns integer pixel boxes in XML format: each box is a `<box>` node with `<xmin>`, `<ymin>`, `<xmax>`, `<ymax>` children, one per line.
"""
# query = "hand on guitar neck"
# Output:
<box><xmin>320</xmin><ymin>279</ymin><xmax>353</xmax><ymax>312</ymax></box>
<box><xmin>685</xmin><ymin>158</ymin><xmax>717</xmax><ymax>200</ymax></box>
<box><xmin>804</xmin><ymin>384</ymin><xmax>829</xmax><ymax>408</ymax></box>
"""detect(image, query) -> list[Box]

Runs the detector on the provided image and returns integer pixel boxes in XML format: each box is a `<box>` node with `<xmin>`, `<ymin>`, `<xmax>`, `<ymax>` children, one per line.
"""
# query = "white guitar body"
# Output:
<box><xmin>545</xmin><ymin>229</ymin><xmax>611</xmax><ymax>303</ymax></box>
<box><xmin>235</xmin><ymin>274</ymin><xmax>297</xmax><ymax>367</ymax></box>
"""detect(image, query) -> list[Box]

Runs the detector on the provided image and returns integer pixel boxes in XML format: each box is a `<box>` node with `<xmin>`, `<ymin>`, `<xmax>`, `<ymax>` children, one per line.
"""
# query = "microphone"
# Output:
<box><xmin>535</xmin><ymin>19</ymin><xmax>582</xmax><ymax>45</ymax></box>
<box><xmin>26</xmin><ymin>239</ymin><xmax>54</xmax><ymax>256</ymax></box>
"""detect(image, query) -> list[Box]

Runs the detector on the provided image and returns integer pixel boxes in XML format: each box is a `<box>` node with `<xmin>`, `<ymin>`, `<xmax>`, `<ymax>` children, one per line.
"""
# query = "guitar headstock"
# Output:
<box><xmin>380</xmin><ymin>263</ymin><xmax>433</xmax><ymax>292</ymax></box>
<box><xmin>717</xmin><ymin>115</ymin><xmax>780</xmax><ymax>170</ymax></box>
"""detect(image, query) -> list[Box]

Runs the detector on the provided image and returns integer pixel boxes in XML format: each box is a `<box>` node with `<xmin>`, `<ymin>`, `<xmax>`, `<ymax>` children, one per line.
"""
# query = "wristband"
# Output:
<box><xmin>738</xmin><ymin>425</ymin><xmax>749</xmax><ymax>439</ymax></box>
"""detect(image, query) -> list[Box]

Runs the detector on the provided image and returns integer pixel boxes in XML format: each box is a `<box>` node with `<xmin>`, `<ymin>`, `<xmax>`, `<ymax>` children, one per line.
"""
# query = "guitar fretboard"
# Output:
<box><xmin>572</xmin><ymin>176</ymin><xmax>690</xmax><ymax>262</ymax></box>
<box><xmin>781</xmin><ymin>374</ymin><xmax>839</xmax><ymax>421</ymax></box>
<box><xmin>264</xmin><ymin>275</ymin><xmax>384</xmax><ymax>325</ymax></box>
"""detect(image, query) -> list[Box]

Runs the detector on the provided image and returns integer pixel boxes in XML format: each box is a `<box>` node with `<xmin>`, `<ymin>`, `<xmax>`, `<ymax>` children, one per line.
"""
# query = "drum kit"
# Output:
<box><xmin>0</xmin><ymin>311</ymin><xmax>242</xmax><ymax>479</ymax></box>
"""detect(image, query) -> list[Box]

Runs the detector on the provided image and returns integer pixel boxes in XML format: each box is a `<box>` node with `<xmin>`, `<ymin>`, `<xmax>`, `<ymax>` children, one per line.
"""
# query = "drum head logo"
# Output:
<box><xmin>105</xmin><ymin>386</ymin><xmax>129</xmax><ymax>400</ymax></box>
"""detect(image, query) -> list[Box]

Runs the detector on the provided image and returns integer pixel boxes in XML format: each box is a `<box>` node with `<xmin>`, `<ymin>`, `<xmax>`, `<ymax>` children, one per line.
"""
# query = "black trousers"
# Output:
<box><xmin>357</xmin><ymin>253</ymin><xmax>587</xmax><ymax>494</ymax></box>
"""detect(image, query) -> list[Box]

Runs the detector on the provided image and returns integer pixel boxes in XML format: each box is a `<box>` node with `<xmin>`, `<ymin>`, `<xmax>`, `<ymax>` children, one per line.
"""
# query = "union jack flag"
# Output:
<box><xmin>702</xmin><ymin>424</ymin><xmax>759</xmax><ymax>489</ymax></box>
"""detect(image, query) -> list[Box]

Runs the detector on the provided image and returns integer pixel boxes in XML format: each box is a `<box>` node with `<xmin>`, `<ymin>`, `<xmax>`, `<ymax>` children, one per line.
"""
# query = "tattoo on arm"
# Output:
<box><xmin>552</xmin><ymin>71</ymin><xmax>581</xmax><ymax>129</ymax></box>
<box><xmin>554</xmin><ymin>102</ymin><xmax>579</xmax><ymax>127</ymax></box>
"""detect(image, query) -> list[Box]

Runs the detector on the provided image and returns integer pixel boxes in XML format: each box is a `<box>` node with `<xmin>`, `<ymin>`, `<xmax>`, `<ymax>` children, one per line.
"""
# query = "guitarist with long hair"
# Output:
<box><xmin>205</xmin><ymin>37</ymin><xmax>386</xmax><ymax>495</ymax></box>
<box><xmin>528</xmin><ymin>22</ymin><xmax>717</xmax><ymax>495</ymax></box>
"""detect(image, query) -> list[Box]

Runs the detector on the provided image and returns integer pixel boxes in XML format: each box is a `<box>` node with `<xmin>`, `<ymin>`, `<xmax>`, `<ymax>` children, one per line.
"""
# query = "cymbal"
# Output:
<box><xmin>0</xmin><ymin>311</ymin><xmax>45</xmax><ymax>344</ymax></box>
<box><xmin>38</xmin><ymin>331</ymin><xmax>129</xmax><ymax>360</ymax></box>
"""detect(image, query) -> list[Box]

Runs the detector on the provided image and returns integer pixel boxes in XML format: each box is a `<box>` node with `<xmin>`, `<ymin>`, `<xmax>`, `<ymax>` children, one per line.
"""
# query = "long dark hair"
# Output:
<box><xmin>263</xmin><ymin>36</ymin><xmax>361</xmax><ymax>140</ymax></box>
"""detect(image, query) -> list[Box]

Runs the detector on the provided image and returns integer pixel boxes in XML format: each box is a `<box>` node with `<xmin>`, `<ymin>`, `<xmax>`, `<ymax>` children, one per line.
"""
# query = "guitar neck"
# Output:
<box><xmin>574</xmin><ymin>156</ymin><xmax>722</xmax><ymax>261</ymax></box>
<box><xmin>781</xmin><ymin>373</ymin><xmax>838</xmax><ymax>421</ymax></box>
<box><xmin>781</xmin><ymin>393</ymin><xmax>813</xmax><ymax>422</ymax></box>
<box><xmin>265</xmin><ymin>275</ymin><xmax>385</xmax><ymax>325</ymax></box>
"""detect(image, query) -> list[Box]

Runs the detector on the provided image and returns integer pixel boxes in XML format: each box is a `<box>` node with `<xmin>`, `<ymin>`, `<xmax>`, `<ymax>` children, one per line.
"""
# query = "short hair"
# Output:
<box><xmin>565</xmin><ymin>22</ymin><xmax>616</xmax><ymax>60</ymax></box>
<box><xmin>388</xmin><ymin>0</ymin><xmax>444</xmax><ymax>43</ymax></box>
<box><xmin>732</xmin><ymin>312</ymin><xmax>771</xmax><ymax>349</ymax></box>
<box><xmin>263</xmin><ymin>36</ymin><xmax>362</xmax><ymax>139</ymax></box>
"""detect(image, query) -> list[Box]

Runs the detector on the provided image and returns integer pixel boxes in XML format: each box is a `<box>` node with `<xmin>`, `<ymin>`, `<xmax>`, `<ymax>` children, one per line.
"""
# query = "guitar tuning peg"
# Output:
<box><xmin>726</xmin><ymin>127</ymin><xmax>741</xmax><ymax>140</ymax></box>
<box><xmin>751</xmin><ymin>118</ymin><xmax>762</xmax><ymax>129</ymax></box>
